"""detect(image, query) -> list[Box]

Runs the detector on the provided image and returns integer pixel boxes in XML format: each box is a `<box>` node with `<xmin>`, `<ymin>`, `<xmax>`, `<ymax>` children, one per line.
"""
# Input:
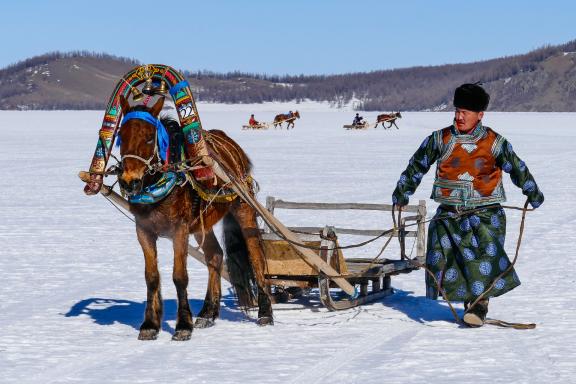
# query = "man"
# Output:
<box><xmin>391</xmin><ymin>83</ymin><xmax>544</xmax><ymax>327</ymax></box>
<box><xmin>249</xmin><ymin>114</ymin><xmax>259</xmax><ymax>127</ymax></box>
<box><xmin>353</xmin><ymin>113</ymin><xmax>364</xmax><ymax>126</ymax></box>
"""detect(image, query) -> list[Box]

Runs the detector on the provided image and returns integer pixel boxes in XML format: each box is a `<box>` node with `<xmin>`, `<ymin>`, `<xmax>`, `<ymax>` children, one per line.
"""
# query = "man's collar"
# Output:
<box><xmin>451</xmin><ymin>121</ymin><xmax>483</xmax><ymax>137</ymax></box>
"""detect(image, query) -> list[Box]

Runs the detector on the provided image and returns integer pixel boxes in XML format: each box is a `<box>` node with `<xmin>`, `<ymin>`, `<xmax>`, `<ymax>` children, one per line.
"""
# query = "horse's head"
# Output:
<box><xmin>294</xmin><ymin>110</ymin><xmax>300</xmax><ymax>119</ymax></box>
<box><xmin>396</xmin><ymin>112</ymin><xmax>402</xmax><ymax>118</ymax></box>
<box><xmin>117</xmin><ymin>95</ymin><xmax>166</xmax><ymax>196</ymax></box>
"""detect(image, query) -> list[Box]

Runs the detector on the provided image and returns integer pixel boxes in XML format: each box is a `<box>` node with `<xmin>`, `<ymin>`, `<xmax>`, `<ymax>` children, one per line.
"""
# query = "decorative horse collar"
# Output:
<box><xmin>128</xmin><ymin>171</ymin><xmax>184</xmax><ymax>204</ymax></box>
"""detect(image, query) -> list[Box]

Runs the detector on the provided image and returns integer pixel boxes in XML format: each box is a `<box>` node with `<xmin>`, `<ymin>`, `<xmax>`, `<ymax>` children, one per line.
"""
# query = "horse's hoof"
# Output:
<box><xmin>257</xmin><ymin>316</ymin><xmax>274</xmax><ymax>326</ymax></box>
<box><xmin>172</xmin><ymin>329</ymin><xmax>192</xmax><ymax>341</ymax></box>
<box><xmin>195</xmin><ymin>317</ymin><xmax>215</xmax><ymax>328</ymax></box>
<box><xmin>138</xmin><ymin>329</ymin><xmax>159</xmax><ymax>341</ymax></box>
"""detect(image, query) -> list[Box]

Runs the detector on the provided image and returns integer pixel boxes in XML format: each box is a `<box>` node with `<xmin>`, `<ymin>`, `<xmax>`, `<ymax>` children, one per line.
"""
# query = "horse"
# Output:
<box><xmin>116</xmin><ymin>95</ymin><xmax>273</xmax><ymax>341</ymax></box>
<box><xmin>273</xmin><ymin>110</ymin><xmax>300</xmax><ymax>129</ymax></box>
<box><xmin>376</xmin><ymin>112</ymin><xmax>402</xmax><ymax>129</ymax></box>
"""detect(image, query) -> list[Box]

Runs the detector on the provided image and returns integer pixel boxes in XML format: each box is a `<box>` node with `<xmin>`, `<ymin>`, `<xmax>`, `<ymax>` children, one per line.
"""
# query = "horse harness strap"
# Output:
<box><xmin>118</xmin><ymin>111</ymin><xmax>169</xmax><ymax>173</ymax></box>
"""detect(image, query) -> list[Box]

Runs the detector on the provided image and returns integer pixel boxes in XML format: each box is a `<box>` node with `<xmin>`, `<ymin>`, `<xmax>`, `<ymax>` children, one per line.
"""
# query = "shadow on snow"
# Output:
<box><xmin>64</xmin><ymin>288</ymin><xmax>463</xmax><ymax>331</ymax></box>
<box><xmin>64</xmin><ymin>290</ymin><xmax>246</xmax><ymax>333</ymax></box>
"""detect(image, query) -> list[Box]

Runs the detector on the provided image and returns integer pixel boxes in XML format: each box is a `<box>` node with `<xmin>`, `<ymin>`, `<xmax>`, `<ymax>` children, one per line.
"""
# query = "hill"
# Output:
<box><xmin>1</xmin><ymin>41</ymin><xmax>576</xmax><ymax>111</ymax></box>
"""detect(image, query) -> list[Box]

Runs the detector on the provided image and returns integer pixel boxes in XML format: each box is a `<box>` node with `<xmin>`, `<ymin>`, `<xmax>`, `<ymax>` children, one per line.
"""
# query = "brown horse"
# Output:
<box><xmin>376</xmin><ymin>112</ymin><xmax>402</xmax><ymax>129</ymax></box>
<box><xmin>117</xmin><ymin>95</ymin><xmax>273</xmax><ymax>341</ymax></box>
<box><xmin>273</xmin><ymin>110</ymin><xmax>300</xmax><ymax>129</ymax></box>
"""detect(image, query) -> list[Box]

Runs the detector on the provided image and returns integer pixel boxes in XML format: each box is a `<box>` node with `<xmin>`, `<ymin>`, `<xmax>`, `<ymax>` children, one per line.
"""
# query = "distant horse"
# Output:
<box><xmin>376</xmin><ymin>112</ymin><xmax>402</xmax><ymax>129</ymax></box>
<box><xmin>117</xmin><ymin>95</ymin><xmax>273</xmax><ymax>341</ymax></box>
<box><xmin>273</xmin><ymin>110</ymin><xmax>300</xmax><ymax>129</ymax></box>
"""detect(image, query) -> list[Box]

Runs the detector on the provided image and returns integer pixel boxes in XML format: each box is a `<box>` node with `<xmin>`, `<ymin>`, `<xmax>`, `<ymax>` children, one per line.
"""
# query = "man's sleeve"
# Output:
<box><xmin>392</xmin><ymin>133</ymin><xmax>439</xmax><ymax>206</ymax></box>
<box><xmin>495</xmin><ymin>138</ymin><xmax>544</xmax><ymax>208</ymax></box>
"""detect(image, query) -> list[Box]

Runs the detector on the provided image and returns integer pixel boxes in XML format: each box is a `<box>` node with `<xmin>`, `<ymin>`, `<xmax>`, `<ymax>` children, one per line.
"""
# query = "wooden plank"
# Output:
<box><xmin>263</xmin><ymin>235</ymin><xmax>348</xmax><ymax>276</ymax></box>
<box><xmin>286</xmin><ymin>226</ymin><xmax>417</xmax><ymax>237</ymax></box>
<box><xmin>271</xmin><ymin>199</ymin><xmax>420</xmax><ymax>213</ymax></box>
<box><xmin>261</xmin><ymin>232</ymin><xmax>321</xmax><ymax>242</ymax></box>
<box><xmin>263</xmin><ymin>240</ymin><xmax>321</xmax><ymax>276</ymax></box>
<box><xmin>417</xmin><ymin>200</ymin><xmax>427</xmax><ymax>263</ymax></box>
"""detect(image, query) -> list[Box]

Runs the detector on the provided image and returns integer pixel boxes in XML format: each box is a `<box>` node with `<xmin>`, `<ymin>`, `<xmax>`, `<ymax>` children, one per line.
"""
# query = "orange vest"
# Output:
<box><xmin>431</xmin><ymin>124</ymin><xmax>506</xmax><ymax>207</ymax></box>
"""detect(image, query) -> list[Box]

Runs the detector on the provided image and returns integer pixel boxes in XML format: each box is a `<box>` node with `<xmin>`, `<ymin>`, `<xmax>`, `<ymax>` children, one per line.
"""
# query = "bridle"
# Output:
<box><xmin>117</xmin><ymin>111</ymin><xmax>169</xmax><ymax>175</ymax></box>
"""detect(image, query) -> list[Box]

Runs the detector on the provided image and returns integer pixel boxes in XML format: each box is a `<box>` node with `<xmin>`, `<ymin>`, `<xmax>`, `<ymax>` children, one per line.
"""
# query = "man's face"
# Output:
<box><xmin>454</xmin><ymin>108</ymin><xmax>483</xmax><ymax>133</ymax></box>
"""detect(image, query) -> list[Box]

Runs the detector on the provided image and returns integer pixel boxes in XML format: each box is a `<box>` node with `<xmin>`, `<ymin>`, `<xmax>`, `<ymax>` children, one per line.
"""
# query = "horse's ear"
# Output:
<box><xmin>149</xmin><ymin>97</ymin><xmax>165</xmax><ymax>117</ymax></box>
<box><xmin>119</xmin><ymin>94</ymin><xmax>131</xmax><ymax>114</ymax></box>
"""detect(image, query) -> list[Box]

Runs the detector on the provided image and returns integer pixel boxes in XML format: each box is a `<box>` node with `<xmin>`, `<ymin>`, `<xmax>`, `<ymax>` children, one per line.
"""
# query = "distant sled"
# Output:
<box><xmin>343</xmin><ymin>121</ymin><xmax>370</xmax><ymax>129</ymax></box>
<box><xmin>242</xmin><ymin>122</ymin><xmax>270</xmax><ymax>130</ymax></box>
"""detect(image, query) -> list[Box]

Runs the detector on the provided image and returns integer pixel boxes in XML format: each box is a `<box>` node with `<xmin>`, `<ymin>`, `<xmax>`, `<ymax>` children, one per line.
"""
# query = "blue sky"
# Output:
<box><xmin>2</xmin><ymin>0</ymin><xmax>575</xmax><ymax>75</ymax></box>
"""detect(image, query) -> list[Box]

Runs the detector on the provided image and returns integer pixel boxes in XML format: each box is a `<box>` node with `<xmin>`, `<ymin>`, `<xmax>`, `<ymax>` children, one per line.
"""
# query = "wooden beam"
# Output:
<box><xmin>272</xmin><ymin>200</ymin><xmax>420</xmax><ymax>212</ymax></box>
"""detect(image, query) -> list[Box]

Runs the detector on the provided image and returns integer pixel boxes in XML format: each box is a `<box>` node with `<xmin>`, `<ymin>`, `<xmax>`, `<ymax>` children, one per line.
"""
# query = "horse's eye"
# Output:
<box><xmin>146</xmin><ymin>137</ymin><xmax>154</xmax><ymax>145</ymax></box>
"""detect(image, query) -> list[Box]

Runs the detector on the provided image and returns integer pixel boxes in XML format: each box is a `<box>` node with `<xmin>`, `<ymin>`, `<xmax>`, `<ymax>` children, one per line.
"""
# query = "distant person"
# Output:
<box><xmin>249</xmin><ymin>114</ymin><xmax>259</xmax><ymax>126</ymax></box>
<box><xmin>353</xmin><ymin>113</ymin><xmax>364</xmax><ymax>126</ymax></box>
<box><xmin>391</xmin><ymin>83</ymin><xmax>544</xmax><ymax>327</ymax></box>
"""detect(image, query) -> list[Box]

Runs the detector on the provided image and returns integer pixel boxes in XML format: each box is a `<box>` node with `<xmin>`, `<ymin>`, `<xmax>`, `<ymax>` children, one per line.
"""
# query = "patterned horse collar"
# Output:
<box><xmin>128</xmin><ymin>171</ymin><xmax>184</xmax><ymax>204</ymax></box>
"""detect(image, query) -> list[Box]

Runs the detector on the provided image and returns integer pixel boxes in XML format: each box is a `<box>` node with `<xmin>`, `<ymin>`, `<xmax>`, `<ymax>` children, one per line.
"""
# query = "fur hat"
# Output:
<box><xmin>453</xmin><ymin>83</ymin><xmax>490</xmax><ymax>112</ymax></box>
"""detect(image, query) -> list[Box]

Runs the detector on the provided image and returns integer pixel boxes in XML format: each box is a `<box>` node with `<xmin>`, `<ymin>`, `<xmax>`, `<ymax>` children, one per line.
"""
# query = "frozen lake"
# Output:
<box><xmin>0</xmin><ymin>106</ymin><xmax>574</xmax><ymax>383</ymax></box>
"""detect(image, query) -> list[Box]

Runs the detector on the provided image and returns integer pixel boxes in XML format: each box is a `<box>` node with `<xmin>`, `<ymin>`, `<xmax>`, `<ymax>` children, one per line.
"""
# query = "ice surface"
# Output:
<box><xmin>0</xmin><ymin>106</ymin><xmax>574</xmax><ymax>383</ymax></box>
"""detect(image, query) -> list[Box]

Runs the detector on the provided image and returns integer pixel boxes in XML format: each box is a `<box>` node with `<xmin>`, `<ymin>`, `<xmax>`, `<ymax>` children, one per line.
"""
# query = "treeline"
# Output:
<box><xmin>185</xmin><ymin>41</ymin><xmax>576</xmax><ymax>110</ymax></box>
<box><xmin>1</xmin><ymin>40</ymin><xmax>576</xmax><ymax>110</ymax></box>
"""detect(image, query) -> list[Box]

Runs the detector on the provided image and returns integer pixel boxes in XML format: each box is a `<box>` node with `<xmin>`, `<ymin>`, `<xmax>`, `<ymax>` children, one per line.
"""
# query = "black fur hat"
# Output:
<box><xmin>453</xmin><ymin>83</ymin><xmax>490</xmax><ymax>112</ymax></box>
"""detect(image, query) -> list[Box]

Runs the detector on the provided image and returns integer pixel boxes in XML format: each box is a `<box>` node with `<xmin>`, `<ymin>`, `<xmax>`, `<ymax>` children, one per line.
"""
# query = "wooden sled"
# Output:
<box><xmin>343</xmin><ymin>122</ymin><xmax>370</xmax><ymax>130</ymax></box>
<box><xmin>261</xmin><ymin>197</ymin><xmax>427</xmax><ymax>310</ymax></box>
<box><xmin>242</xmin><ymin>123</ymin><xmax>270</xmax><ymax>130</ymax></box>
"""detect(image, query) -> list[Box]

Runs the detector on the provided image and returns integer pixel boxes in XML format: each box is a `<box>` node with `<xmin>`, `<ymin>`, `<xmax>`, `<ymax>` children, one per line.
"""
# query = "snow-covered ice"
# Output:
<box><xmin>0</xmin><ymin>105</ymin><xmax>574</xmax><ymax>383</ymax></box>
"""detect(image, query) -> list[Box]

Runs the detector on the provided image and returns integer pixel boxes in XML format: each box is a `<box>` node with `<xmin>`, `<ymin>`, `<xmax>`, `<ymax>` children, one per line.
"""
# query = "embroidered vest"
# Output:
<box><xmin>431</xmin><ymin>124</ymin><xmax>506</xmax><ymax>207</ymax></box>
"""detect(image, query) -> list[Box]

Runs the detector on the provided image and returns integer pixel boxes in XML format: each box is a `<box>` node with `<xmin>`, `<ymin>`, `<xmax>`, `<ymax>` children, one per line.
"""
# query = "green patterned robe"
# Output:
<box><xmin>392</xmin><ymin>126</ymin><xmax>544</xmax><ymax>301</ymax></box>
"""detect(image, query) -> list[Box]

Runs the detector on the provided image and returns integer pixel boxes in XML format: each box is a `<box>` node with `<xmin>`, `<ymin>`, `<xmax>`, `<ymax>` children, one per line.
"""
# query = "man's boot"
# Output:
<box><xmin>463</xmin><ymin>299</ymin><xmax>489</xmax><ymax>327</ymax></box>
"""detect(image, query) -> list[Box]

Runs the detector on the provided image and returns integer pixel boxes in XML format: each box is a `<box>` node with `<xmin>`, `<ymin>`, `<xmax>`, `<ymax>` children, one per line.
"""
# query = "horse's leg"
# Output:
<box><xmin>194</xmin><ymin>229</ymin><xmax>223</xmax><ymax>328</ymax></box>
<box><xmin>136</xmin><ymin>225</ymin><xmax>162</xmax><ymax>340</ymax></box>
<box><xmin>231</xmin><ymin>201</ymin><xmax>274</xmax><ymax>326</ymax></box>
<box><xmin>172</xmin><ymin>224</ymin><xmax>193</xmax><ymax>341</ymax></box>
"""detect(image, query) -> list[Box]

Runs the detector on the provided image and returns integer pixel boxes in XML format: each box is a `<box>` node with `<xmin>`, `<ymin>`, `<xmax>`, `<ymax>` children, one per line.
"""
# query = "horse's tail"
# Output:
<box><xmin>223</xmin><ymin>213</ymin><xmax>257</xmax><ymax>309</ymax></box>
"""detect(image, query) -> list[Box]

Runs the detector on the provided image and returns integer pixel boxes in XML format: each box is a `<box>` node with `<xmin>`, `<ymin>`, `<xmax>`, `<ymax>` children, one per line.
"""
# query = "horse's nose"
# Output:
<box><xmin>119</xmin><ymin>177</ymin><xmax>143</xmax><ymax>195</ymax></box>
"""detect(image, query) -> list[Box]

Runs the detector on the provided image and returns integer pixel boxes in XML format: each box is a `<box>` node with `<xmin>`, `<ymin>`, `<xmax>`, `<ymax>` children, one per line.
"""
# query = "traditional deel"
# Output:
<box><xmin>83</xmin><ymin>64</ymin><xmax>210</xmax><ymax>195</ymax></box>
<box><xmin>392</xmin><ymin>122</ymin><xmax>544</xmax><ymax>301</ymax></box>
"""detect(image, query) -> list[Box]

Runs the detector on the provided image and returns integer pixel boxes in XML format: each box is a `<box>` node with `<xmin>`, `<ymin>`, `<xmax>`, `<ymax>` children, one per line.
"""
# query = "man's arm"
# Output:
<box><xmin>392</xmin><ymin>133</ymin><xmax>439</xmax><ymax>206</ymax></box>
<box><xmin>496</xmin><ymin>138</ymin><xmax>544</xmax><ymax>208</ymax></box>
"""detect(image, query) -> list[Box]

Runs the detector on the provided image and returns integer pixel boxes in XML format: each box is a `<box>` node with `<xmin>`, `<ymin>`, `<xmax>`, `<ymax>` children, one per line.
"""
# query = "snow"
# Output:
<box><xmin>0</xmin><ymin>107</ymin><xmax>575</xmax><ymax>383</ymax></box>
